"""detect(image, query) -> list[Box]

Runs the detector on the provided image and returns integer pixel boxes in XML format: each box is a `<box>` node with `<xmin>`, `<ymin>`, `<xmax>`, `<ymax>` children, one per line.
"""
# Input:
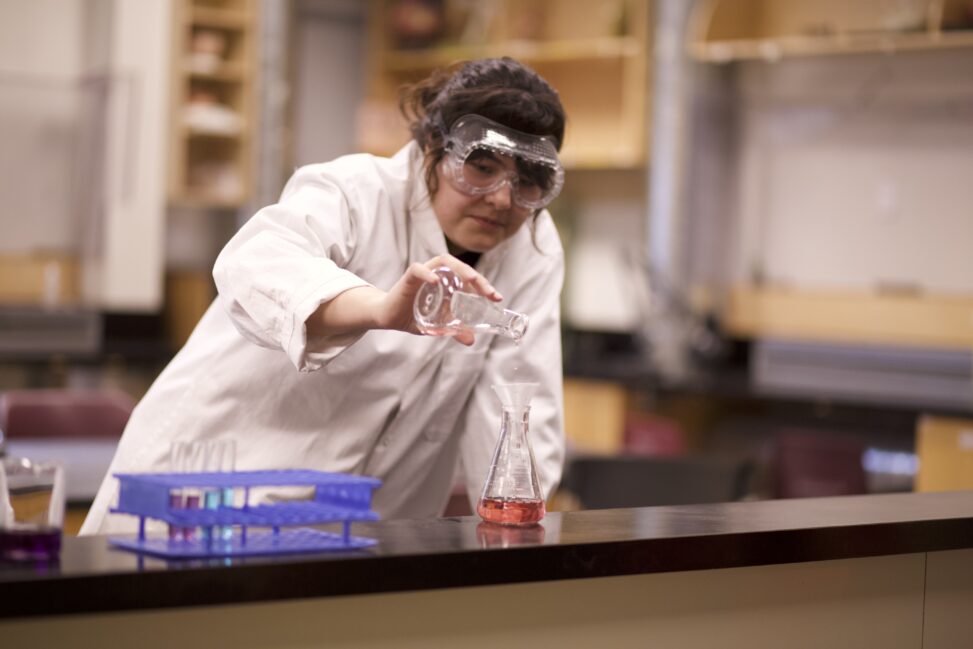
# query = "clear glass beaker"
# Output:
<box><xmin>477</xmin><ymin>383</ymin><xmax>545</xmax><ymax>526</ymax></box>
<box><xmin>0</xmin><ymin>456</ymin><xmax>65</xmax><ymax>561</ymax></box>
<box><xmin>413</xmin><ymin>266</ymin><xmax>528</xmax><ymax>342</ymax></box>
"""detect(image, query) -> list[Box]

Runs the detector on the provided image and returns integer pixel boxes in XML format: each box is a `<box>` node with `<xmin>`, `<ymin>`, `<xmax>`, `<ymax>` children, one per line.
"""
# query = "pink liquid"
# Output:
<box><xmin>419</xmin><ymin>325</ymin><xmax>462</xmax><ymax>337</ymax></box>
<box><xmin>477</xmin><ymin>496</ymin><xmax>545</xmax><ymax>526</ymax></box>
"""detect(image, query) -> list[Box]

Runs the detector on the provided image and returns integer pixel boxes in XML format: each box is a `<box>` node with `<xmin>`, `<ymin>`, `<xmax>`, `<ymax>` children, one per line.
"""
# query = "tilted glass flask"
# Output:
<box><xmin>413</xmin><ymin>266</ymin><xmax>529</xmax><ymax>342</ymax></box>
<box><xmin>477</xmin><ymin>383</ymin><xmax>545</xmax><ymax>526</ymax></box>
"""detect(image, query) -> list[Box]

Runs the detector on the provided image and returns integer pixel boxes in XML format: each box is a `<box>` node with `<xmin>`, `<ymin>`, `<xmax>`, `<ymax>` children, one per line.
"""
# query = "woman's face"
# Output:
<box><xmin>431</xmin><ymin>157</ymin><xmax>533</xmax><ymax>254</ymax></box>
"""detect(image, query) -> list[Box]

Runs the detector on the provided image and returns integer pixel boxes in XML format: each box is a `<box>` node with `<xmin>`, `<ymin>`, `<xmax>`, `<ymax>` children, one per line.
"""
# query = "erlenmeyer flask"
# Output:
<box><xmin>477</xmin><ymin>383</ymin><xmax>545</xmax><ymax>526</ymax></box>
<box><xmin>414</xmin><ymin>267</ymin><xmax>529</xmax><ymax>342</ymax></box>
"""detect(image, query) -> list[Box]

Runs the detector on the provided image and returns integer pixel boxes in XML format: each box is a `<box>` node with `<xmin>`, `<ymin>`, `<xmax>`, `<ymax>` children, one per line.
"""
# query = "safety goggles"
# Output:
<box><xmin>442</xmin><ymin>114</ymin><xmax>564</xmax><ymax>210</ymax></box>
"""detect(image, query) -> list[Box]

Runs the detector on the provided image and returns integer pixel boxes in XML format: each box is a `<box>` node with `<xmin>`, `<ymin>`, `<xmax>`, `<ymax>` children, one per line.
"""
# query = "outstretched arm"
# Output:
<box><xmin>306</xmin><ymin>254</ymin><xmax>502</xmax><ymax>346</ymax></box>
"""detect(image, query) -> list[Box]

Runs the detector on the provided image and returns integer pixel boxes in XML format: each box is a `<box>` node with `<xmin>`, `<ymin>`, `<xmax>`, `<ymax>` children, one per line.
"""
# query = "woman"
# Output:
<box><xmin>81</xmin><ymin>57</ymin><xmax>567</xmax><ymax>534</ymax></box>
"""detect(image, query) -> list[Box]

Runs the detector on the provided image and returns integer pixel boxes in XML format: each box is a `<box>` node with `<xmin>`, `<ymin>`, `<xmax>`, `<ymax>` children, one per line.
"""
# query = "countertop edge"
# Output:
<box><xmin>4</xmin><ymin>513</ymin><xmax>973</xmax><ymax>619</ymax></box>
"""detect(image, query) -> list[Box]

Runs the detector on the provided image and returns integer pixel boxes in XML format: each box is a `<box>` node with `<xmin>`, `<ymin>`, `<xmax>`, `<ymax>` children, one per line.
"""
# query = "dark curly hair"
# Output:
<box><xmin>399</xmin><ymin>57</ymin><xmax>566</xmax><ymax>200</ymax></box>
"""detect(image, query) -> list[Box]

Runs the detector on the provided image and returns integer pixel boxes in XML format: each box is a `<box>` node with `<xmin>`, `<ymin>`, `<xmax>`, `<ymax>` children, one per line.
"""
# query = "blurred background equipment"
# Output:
<box><xmin>560</xmin><ymin>454</ymin><xmax>753</xmax><ymax>509</ymax></box>
<box><xmin>915</xmin><ymin>415</ymin><xmax>973</xmax><ymax>493</ymax></box>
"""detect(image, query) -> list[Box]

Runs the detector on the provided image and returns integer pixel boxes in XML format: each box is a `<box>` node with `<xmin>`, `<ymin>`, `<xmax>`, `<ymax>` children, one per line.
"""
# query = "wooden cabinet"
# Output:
<box><xmin>688</xmin><ymin>1</ymin><xmax>973</xmax><ymax>350</ymax></box>
<box><xmin>168</xmin><ymin>0</ymin><xmax>258</xmax><ymax>208</ymax></box>
<box><xmin>689</xmin><ymin>0</ymin><xmax>973</xmax><ymax>63</ymax></box>
<box><xmin>725</xmin><ymin>286</ymin><xmax>973</xmax><ymax>349</ymax></box>
<box><xmin>915</xmin><ymin>415</ymin><xmax>973</xmax><ymax>492</ymax></box>
<box><xmin>361</xmin><ymin>0</ymin><xmax>651</xmax><ymax>169</ymax></box>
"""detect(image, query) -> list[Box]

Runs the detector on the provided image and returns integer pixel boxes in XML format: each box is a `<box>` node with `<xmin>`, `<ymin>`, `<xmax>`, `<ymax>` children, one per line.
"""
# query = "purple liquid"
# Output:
<box><xmin>0</xmin><ymin>527</ymin><xmax>62</xmax><ymax>561</ymax></box>
<box><xmin>169</xmin><ymin>492</ymin><xmax>183</xmax><ymax>540</ymax></box>
<box><xmin>183</xmin><ymin>493</ymin><xmax>200</xmax><ymax>541</ymax></box>
<box><xmin>168</xmin><ymin>491</ymin><xmax>200</xmax><ymax>541</ymax></box>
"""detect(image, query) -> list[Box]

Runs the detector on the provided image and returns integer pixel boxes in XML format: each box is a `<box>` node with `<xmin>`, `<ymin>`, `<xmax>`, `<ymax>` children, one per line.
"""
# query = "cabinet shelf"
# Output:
<box><xmin>725</xmin><ymin>286</ymin><xmax>973</xmax><ymax>349</ymax></box>
<box><xmin>168</xmin><ymin>0</ymin><xmax>257</xmax><ymax>209</ymax></box>
<box><xmin>689</xmin><ymin>0</ymin><xmax>973</xmax><ymax>63</ymax></box>
<box><xmin>191</xmin><ymin>6</ymin><xmax>249</xmax><ymax>30</ymax></box>
<box><xmin>363</xmin><ymin>0</ymin><xmax>651</xmax><ymax>170</ymax></box>
<box><xmin>172</xmin><ymin>192</ymin><xmax>247</xmax><ymax>210</ymax></box>
<box><xmin>384</xmin><ymin>36</ymin><xmax>643</xmax><ymax>71</ymax></box>
<box><xmin>693</xmin><ymin>27</ymin><xmax>973</xmax><ymax>63</ymax></box>
<box><xmin>185</xmin><ymin>60</ymin><xmax>246</xmax><ymax>81</ymax></box>
<box><xmin>185</xmin><ymin>130</ymin><xmax>246</xmax><ymax>141</ymax></box>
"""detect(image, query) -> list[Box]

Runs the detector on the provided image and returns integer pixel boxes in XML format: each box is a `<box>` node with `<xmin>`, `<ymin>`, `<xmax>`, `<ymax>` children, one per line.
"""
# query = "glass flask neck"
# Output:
<box><xmin>497</xmin><ymin>406</ymin><xmax>533</xmax><ymax>453</ymax></box>
<box><xmin>500</xmin><ymin>404</ymin><xmax>531</xmax><ymax>429</ymax></box>
<box><xmin>500</xmin><ymin>404</ymin><xmax>530</xmax><ymax>418</ymax></box>
<box><xmin>492</xmin><ymin>308</ymin><xmax>528</xmax><ymax>342</ymax></box>
<box><xmin>448</xmin><ymin>292</ymin><xmax>529</xmax><ymax>342</ymax></box>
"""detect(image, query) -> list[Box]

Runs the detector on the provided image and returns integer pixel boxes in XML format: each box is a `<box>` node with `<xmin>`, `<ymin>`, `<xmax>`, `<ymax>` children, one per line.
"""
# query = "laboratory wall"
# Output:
<box><xmin>291</xmin><ymin>0</ymin><xmax>367</xmax><ymax>168</ymax></box>
<box><xmin>0</xmin><ymin>0</ymin><xmax>168</xmax><ymax>311</ymax></box>
<box><xmin>562</xmin><ymin>170</ymin><xmax>647</xmax><ymax>332</ymax></box>
<box><xmin>0</xmin><ymin>0</ymin><xmax>87</xmax><ymax>254</ymax></box>
<box><xmin>729</xmin><ymin>49</ymin><xmax>973</xmax><ymax>294</ymax></box>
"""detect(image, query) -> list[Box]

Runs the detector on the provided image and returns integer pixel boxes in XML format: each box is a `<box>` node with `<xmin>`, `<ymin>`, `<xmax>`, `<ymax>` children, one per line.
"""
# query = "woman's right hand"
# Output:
<box><xmin>306</xmin><ymin>254</ymin><xmax>502</xmax><ymax>346</ymax></box>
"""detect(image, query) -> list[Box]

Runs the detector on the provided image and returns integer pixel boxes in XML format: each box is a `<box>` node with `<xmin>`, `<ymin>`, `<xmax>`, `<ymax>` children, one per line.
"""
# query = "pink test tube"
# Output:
<box><xmin>182</xmin><ymin>442</ymin><xmax>211</xmax><ymax>541</ymax></box>
<box><xmin>168</xmin><ymin>441</ymin><xmax>188</xmax><ymax>542</ymax></box>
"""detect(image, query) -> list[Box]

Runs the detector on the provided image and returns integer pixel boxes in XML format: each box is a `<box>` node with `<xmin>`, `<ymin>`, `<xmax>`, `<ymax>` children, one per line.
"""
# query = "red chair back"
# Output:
<box><xmin>772</xmin><ymin>429</ymin><xmax>867</xmax><ymax>499</ymax></box>
<box><xmin>0</xmin><ymin>389</ymin><xmax>134</xmax><ymax>440</ymax></box>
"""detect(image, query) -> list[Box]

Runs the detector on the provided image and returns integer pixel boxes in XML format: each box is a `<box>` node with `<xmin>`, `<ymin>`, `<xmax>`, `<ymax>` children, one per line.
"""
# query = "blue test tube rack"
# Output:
<box><xmin>109</xmin><ymin>469</ymin><xmax>381</xmax><ymax>559</ymax></box>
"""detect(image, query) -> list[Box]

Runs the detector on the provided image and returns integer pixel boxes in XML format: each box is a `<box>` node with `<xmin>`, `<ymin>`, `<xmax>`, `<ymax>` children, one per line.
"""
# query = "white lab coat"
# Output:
<box><xmin>81</xmin><ymin>142</ymin><xmax>565</xmax><ymax>535</ymax></box>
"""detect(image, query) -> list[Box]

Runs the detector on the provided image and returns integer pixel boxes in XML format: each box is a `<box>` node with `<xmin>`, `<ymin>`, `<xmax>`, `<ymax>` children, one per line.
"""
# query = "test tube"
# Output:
<box><xmin>183</xmin><ymin>442</ymin><xmax>210</xmax><ymax>541</ymax></box>
<box><xmin>219</xmin><ymin>439</ymin><xmax>236</xmax><ymax>541</ymax></box>
<box><xmin>201</xmin><ymin>439</ymin><xmax>235</xmax><ymax>542</ymax></box>
<box><xmin>202</xmin><ymin>441</ymin><xmax>222</xmax><ymax>543</ymax></box>
<box><xmin>167</xmin><ymin>441</ymin><xmax>188</xmax><ymax>542</ymax></box>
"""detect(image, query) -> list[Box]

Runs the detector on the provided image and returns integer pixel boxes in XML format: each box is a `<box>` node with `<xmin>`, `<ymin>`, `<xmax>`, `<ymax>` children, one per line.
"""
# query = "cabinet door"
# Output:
<box><xmin>90</xmin><ymin>0</ymin><xmax>171</xmax><ymax>311</ymax></box>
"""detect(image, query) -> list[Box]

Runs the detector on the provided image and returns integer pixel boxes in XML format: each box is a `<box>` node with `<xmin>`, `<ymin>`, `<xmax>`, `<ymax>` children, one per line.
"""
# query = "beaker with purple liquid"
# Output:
<box><xmin>0</xmin><ymin>456</ymin><xmax>65</xmax><ymax>561</ymax></box>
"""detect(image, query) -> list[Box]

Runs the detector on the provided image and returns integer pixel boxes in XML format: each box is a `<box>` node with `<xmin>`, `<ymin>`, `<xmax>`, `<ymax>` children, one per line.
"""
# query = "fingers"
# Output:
<box><xmin>424</xmin><ymin>255</ymin><xmax>503</xmax><ymax>302</ymax></box>
<box><xmin>408</xmin><ymin>262</ymin><xmax>440</xmax><ymax>285</ymax></box>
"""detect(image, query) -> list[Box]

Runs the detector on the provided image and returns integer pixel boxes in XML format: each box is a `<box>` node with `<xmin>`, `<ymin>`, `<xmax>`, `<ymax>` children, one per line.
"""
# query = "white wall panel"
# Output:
<box><xmin>731</xmin><ymin>50</ymin><xmax>973</xmax><ymax>294</ymax></box>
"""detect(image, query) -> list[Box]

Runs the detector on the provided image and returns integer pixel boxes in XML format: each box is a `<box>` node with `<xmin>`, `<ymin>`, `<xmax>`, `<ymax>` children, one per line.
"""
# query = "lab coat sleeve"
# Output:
<box><xmin>458</xmin><ymin>224</ymin><xmax>566</xmax><ymax>503</ymax></box>
<box><xmin>212</xmin><ymin>165</ymin><xmax>373</xmax><ymax>372</ymax></box>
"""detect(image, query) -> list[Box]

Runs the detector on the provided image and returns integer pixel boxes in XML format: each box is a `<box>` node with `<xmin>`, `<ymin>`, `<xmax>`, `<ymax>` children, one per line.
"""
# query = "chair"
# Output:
<box><xmin>560</xmin><ymin>454</ymin><xmax>753</xmax><ymax>510</ymax></box>
<box><xmin>770</xmin><ymin>429</ymin><xmax>867</xmax><ymax>499</ymax></box>
<box><xmin>1</xmin><ymin>389</ymin><xmax>134</xmax><ymax>441</ymax></box>
<box><xmin>0</xmin><ymin>389</ymin><xmax>135</xmax><ymax>504</ymax></box>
